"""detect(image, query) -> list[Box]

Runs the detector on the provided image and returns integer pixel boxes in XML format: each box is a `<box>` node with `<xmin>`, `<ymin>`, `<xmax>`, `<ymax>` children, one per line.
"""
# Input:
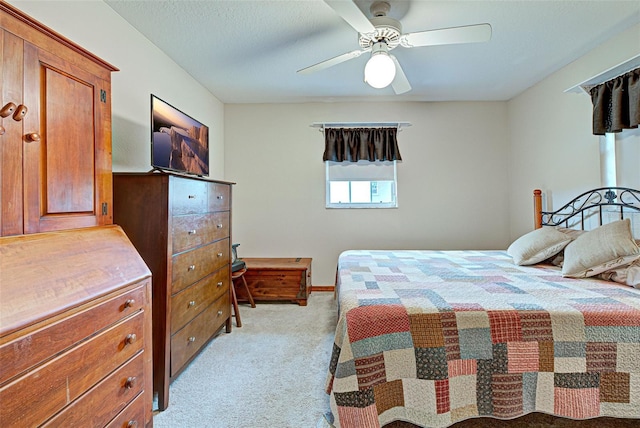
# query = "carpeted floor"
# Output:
<box><xmin>152</xmin><ymin>292</ymin><xmax>338</xmax><ymax>428</ymax></box>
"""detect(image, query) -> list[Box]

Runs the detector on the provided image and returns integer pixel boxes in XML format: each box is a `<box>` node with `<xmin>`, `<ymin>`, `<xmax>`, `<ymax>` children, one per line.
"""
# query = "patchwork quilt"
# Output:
<box><xmin>325</xmin><ymin>250</ymin><xmax>640</xmax><ymax>428</ymax></box>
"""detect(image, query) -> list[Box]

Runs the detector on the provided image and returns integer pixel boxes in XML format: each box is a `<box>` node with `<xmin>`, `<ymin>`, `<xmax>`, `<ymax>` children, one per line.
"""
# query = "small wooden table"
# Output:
<box><xmin>238</xmin><ymin>258</ymin><xmax>312</xmax><ymax>306</ymax></box>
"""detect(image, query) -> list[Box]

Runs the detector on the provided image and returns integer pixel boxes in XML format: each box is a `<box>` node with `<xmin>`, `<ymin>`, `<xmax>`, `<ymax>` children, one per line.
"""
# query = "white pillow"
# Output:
<box><xmin>597</xmin><ymin>259</ymin><xmax>640</xmax><ymax>288</ymax></box>
<box><xmin>507</xmin><ymin>227</ymin><xmax>573</xmax><ymax>266</ymax></box>
<box><xmin>562</xmin><ymin>219</ymin><xmax>640</xmax><ymax>278</ymax></box>
<box><xmin>546</xmin><ymin>228</ymin><xmax>588</xmax><ymax>267</ymax></box>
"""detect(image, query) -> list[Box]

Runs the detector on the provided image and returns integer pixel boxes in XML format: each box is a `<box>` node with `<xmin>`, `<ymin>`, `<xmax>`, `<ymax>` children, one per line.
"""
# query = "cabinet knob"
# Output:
<box><xmin>125</xmin><ymin>333</ymin><xmax>137</xmax><ymax>345</ymax></box>
<box><xmin>217</xmin><ymin>252</ymin><xmax>223</xmax><ymax>257</ymax></box>
<box><xmin>127</xmin><ymin>421</ymin><xmax>138</xmax><ymax>428</ymax></box>
<box><xmin>188</xmin><ymin>229</ymin><xmax>197</xmax><ymax>235</ymax></box>
<box><xmin>188</xmin><ymin>300</ymin><xmax>196</xmax><ymax>307</ymax></box>
<box><xmin>12</xmin><ymin>105</ymin><xmax>27</xmax><ymax>121</ymax></box>
<box><xmin>188</xmin><ymin>336</ymin><xmax>196</xmax><ymax>343</ymax></box>
<box><xmin>188</xmin><ymin>264</ymin><xmax>196</xmax><ymax>271</ymax></box>
<box><xmin>25</xmin><ymin>132</ymin><xmax>40</xmax><ymax>142</ymax></box>
<box><xmin>216</xmin><ymin>224</ymin><xmax>223</xmax><ymax>229</ymax></box>
<box><xmin>124</xmin><ymin>299</ymin><xmax>135</xmax><ymax>309</ymax></box>
<box><xmin>0</xmin><ymin>102</ymin><xmax>16</xmax><ymax>118</ymax></box>
<box><xmin>188</xmin><ymin>194</ymin><xmax>196</xmax><ymax>199</ymax></box>
<box><xmin>217</xmin><ymin>281</ymin><xmax>223</xmax><ymax>287</ymax></box>
<box><xmin>217</xmin><ymin>310</ymin><xmax>223</xmax><ymax>316</ymax></box>
<box><xmin>216</xmin><ymin>195</ymin><xmax>223</xmax><ymax>200</ymax></box>
<box><xmin>125</xmin><ymin>376</ymin><xmax>137</xmax><ymax>389</ymax></box>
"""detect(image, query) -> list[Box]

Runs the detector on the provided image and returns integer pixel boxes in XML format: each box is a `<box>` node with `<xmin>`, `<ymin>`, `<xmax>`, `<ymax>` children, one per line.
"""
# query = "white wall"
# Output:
<box><xmin>8</xmin><ymin>0</ymin><xmax>226</xmax><ymax>179</ymax></box>
<box><xmin>508</xmin><ymin>23</ymin><xmax>640</xmax><ymax>239</ymax></box>
<box><xmin>225</xmin><ymin>102</ymin><xmax>510</xmax><ymax>285</ymax></box>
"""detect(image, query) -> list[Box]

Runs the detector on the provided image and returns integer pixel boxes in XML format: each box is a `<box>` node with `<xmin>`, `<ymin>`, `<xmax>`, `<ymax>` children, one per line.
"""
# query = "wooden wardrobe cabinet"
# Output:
<box><xmin>0</xmin><ymin>3</ymin><xmax>117</xmax><ymax>237</ymax></box>
<box><xmin>113</xmin><ymin>172</ymin><xmax>234</xmax><ymax>411</ymax></box>
<box><xmin>0</xmin><ymin>4</ymin><xmax>154</xmax><ymax>428</ymax></box>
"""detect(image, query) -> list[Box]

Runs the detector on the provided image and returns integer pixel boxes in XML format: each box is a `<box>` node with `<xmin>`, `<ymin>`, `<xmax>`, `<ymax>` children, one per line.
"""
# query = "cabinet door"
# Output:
<box><xmin>0</xmin><ymin>29</ymin><xmax>24</xmax><ymax>236</ymax></box>
<box><xmin>22</xmin><ymin>41</ymin><xmax>112</xmax><ymax>233</ymax></box>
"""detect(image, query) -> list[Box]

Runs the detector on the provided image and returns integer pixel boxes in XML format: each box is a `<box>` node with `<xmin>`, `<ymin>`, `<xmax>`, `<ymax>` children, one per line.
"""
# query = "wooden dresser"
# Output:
<box><xmin>113</xmin><ymin>172</ymin><xmax>234</xmax><ymax>411</ymax></box>
<box><xmin>0</xmin><ymin>226</ymin><xmax>153</xmax><ymax>428</ymax></box>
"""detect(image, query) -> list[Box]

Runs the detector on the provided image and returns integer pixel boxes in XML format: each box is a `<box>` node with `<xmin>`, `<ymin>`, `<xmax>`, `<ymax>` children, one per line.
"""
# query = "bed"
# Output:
<box><xmin>323</xmin><ymin>187</ymin><xmax>640</xmax><ymax>428</ymax></box>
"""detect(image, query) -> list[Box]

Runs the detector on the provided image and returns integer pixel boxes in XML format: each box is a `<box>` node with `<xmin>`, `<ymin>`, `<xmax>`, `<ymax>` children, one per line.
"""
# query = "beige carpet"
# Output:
<box><xmin>153</xmin><ymin>292</ymin><xmax>338</xmax><ymax>428</ymax></box>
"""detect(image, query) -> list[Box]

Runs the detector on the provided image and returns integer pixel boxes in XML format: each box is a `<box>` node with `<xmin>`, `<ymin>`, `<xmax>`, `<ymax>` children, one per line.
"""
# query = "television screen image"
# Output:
<box><xmin>151</xmin><ymin>95</ymin><xmax>209</xmax><ymax>177</ymax></box>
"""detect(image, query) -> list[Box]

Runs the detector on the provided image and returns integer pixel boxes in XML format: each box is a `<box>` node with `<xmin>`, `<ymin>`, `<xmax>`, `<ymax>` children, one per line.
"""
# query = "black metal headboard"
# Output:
<box><xmin>534</xmin><ymin>187</ymin><xmax>640</xmax><ymax>231</ymax></box>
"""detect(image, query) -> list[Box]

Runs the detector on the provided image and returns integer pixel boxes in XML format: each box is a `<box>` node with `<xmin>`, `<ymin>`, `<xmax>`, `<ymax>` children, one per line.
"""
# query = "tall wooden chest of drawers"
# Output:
<box><xmin>0</xmin><ymin>226</ymin><xmax>153</xmax><ymax>428</ymax></box>
<box><xmin>113</xmin><ymin>172</ymin><xmax>234</xmax><ymax>411</ymax></box>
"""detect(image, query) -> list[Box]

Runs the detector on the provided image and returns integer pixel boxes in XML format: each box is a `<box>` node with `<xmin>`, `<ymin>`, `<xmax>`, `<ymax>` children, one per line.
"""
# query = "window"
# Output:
<box><xmin>326</xmin><ymin>160</ymin><xmax>397</xmax><ymax>208</ymax></box>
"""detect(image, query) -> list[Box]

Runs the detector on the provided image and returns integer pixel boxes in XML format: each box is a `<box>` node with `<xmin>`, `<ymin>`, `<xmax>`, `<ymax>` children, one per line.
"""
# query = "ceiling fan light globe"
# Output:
<box><xmin>364</xmin><ymin>53</ymin><xmax>396</xmax><ymax>89</ymax></box>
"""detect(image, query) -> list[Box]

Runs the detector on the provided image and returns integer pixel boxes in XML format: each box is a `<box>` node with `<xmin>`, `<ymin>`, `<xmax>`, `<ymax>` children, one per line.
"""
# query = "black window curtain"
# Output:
<box><xmin>590</xmin><ymin>68</ymin><xmax>640</xmax><ymax>135</ymax></box>
<box><xmin>322</xmin><ymin>127</ymin><xmax>402</xmax><ymax>162</ymax></box>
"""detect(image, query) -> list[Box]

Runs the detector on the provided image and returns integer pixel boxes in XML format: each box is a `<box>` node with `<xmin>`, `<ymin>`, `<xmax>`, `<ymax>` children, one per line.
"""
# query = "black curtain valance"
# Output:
<box><xmin>590</xmin><ymin>68</ymin><xmax>640</xmax><ymax>135</ymax></box>
<box><xmin>322</xmin><ymin>127</ymin><xmax>402</xmax><ymax>162</ymax></box>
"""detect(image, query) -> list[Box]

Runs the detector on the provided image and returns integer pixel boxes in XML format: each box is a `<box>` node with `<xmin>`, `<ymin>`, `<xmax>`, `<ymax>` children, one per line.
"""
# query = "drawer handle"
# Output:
<box><xmin>188</xmin><ymin>300</ymin><xmax>196</xmax><ymax>307</ymax></box>
<box><xmin>188</xmin><ymin>265</ymin><xmax>196</xmax><ymax>271</ymax></box>
<box><xmin>125</xmin><ymin>376</ymin><xmax>137</xmax><ymax>389</ymax></box>
<box><xmin>127</xmin><ymin>421</ymin><xmax>138</xmax><ymax>428</ymax></box>
<box><xmin>217</xmin><ymin>252</ymin><xmax>223</xmax><ymax>257</ymax></box>
<box><xmin>125</xmin><ymin>333</ymin><xmax>137</xmax><ymax>345</ymax></box>
<box><xmin>188</xmin><ymin>229</ymin><xmax>197</xmax><ymax>235</ymax></box>
<box><xmin>217</xmin><ymin>310</ymin><xmax>223</xmax><ymax>316</ymax></box>
<box><xmin>188</xmin><ymin>336</ymin><xmax>196</xmax><ymax>343</ymax></box>
<box><xmin>188</xmin><ymin>194</ymin><xmax>196</xmax><ymax>199</ymax></box>
<box><xmin>216</xmin><ymin>195</ymin><xmax>223</xmax><ymax>200</ymax></box>
<box><xmin>216</xmin><ymin>224</ymin><xmax>223</xmax><ymax>229</ymax></box>
<box><xmin>217</xmin><ymin>281</ymin><xmax>223</xmax><ymax>287</ymax></box>
<box><xmin>124</xmin><ymin>299</ymin><xmax>135</xmax><ymax>309</ymax></box>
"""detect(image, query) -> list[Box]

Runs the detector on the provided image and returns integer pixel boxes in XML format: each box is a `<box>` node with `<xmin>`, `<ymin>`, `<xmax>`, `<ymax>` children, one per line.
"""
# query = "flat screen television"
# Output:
<box><xmin>151</xmin><ymin>94</ymin><xmax>209</xmax><ymax>177</ymax></box>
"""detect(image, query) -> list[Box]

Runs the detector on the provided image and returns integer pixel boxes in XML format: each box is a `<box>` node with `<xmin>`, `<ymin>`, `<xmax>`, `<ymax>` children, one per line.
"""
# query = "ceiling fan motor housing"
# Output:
<box><xmin>358</xmin><ymin>11</ymin><xmax>402</xmax><ymax>51</ymax></box>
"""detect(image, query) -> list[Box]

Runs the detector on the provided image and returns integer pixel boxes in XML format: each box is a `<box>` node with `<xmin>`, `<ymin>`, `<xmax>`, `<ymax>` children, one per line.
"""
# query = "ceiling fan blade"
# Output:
<box><xmin>401</xmin><ymin>23</ymin><xmax>492</xmax><ymax>48</ymax></box>
<box><xmin>324</xmin><ymin>0</ymin><xmax>375</xmax><ymax>34</ymax></box>
<box><xmin>297</xmin><ymin>49</ymin><xmax>367</xmax><ymax>74</ymax></box>
<box><xmin>390</xmin><ymin>55</ymin><xmax>411</xmax><ymax>95</ymax></box>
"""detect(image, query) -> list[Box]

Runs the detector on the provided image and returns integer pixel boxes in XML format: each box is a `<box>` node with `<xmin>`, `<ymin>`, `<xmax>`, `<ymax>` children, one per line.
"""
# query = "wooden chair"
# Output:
<box><xmin>230</xmin><ymin>267</ymin><xmax>255</xmax><ymax>328</ymax></box>
<box><xmin>232</xmin><ymin>268</ymin><xmax>255</xmax><ymax>307</ymax></box>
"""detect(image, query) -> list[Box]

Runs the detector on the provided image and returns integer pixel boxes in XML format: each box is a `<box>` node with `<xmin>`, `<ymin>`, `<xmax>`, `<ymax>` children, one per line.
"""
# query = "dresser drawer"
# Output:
<box><xmin>171</xmin><ymin>211</ymin><xmax>230</xmax><ymax>254</ymax></box>
<box><xmin>42</xmin><ymin>352</ymin><xmax>144</xmax><ymax>427</ymax></box>
<box><xmin>0</xmin><ymin>280</ymin><xmax>147</xmax><ymax>384</ymax></box>
<box><xmin>171</xmin><ymin>238</ymin><xmax>230</xmax><ymax>294</ymax></box>
<box><xmin>0</xmin><ymin>311</ymin><xmax>145</xmax><ymax>427</ymax></box>
<box><xmin>105</xmin><ymin>389</ymin><xmax>145</xmax><ymax>428</ymax></box>
<box><xmin>170</xmin><ymin>293</ymin><xmax>230</xmax><ymax>376</ymax></box>
<box><xmin>208</xmin><ymin>182</ymin><xmax>230</xmax><ymax>212</ymax></box>
<box><xmin>171</xmin><ymin>266</ymin><xmax>230</xmax><ymax>334</ymax></box>
<box><xmin>171</xmin><ymin>178</ymin><xmax>207</xmax><ymax>215</ymax></box>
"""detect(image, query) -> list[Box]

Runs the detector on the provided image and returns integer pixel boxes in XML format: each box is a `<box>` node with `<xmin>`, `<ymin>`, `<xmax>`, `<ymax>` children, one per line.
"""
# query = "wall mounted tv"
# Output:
<box><xmin>151</xmin><ymin>94</ymin><xmax>209</xmax><ymax>177</ymax></box>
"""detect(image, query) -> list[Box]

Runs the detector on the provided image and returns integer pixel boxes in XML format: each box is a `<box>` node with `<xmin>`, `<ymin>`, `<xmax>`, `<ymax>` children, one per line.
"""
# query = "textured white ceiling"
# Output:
<box><xmin>105</xmin><ymin>0</ymin><xmax>640</xmax><ymax>103</ymax></box>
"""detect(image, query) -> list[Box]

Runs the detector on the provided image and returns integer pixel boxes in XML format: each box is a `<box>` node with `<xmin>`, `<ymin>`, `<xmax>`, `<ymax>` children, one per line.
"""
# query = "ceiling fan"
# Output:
<box><xmin>297</xmin><ymin>0</ymin><xmax>492</xmax><ymax>94</ymax></box>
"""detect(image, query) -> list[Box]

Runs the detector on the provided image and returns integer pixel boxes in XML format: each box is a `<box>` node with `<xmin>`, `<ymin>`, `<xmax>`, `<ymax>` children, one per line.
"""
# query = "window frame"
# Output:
<box><xmin>325</xmin><ymin>160</ymin><xmax>398</xmax><ymax>209</ymax></box>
